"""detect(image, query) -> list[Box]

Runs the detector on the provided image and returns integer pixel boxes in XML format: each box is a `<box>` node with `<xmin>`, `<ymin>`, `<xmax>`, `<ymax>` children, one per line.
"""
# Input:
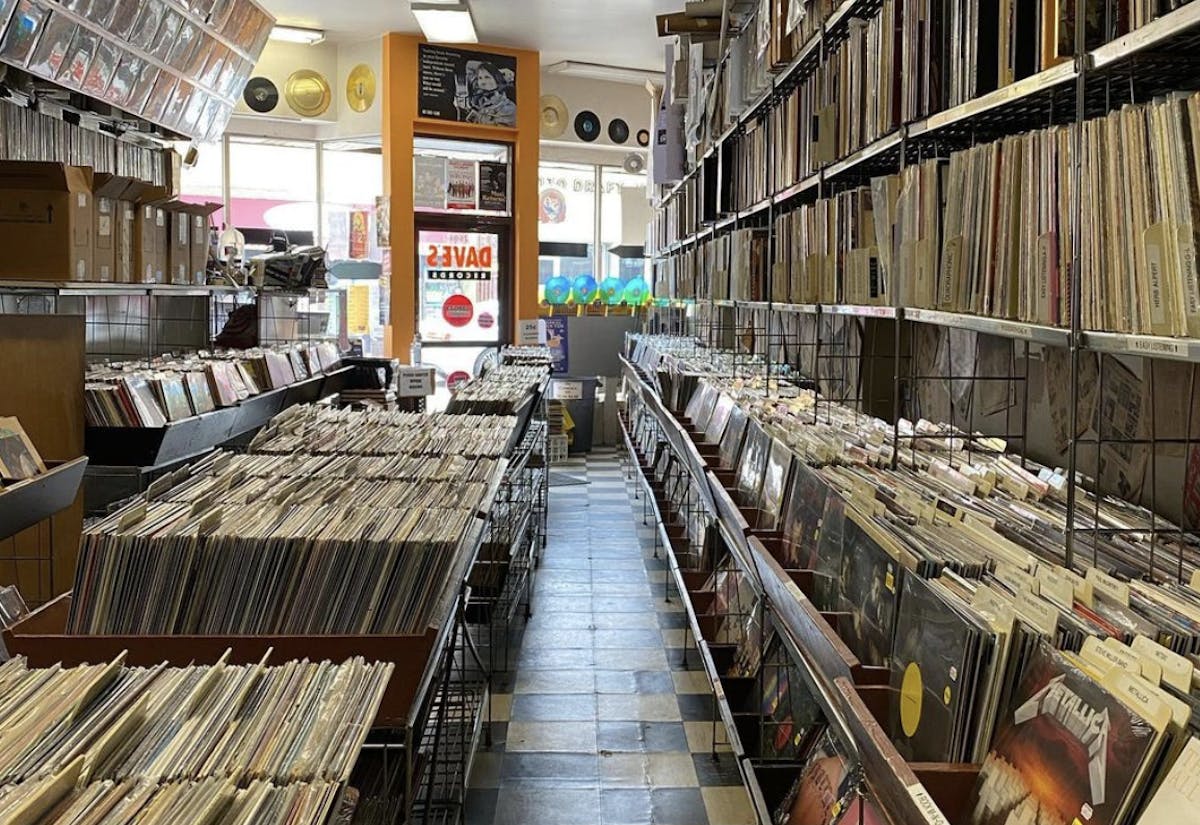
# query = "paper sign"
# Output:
<box><xmin>517</xmin><ymin>319</ymin><xmax>541</xmax><ymax>345</ymax></box>
<box><xmin>399</xmin><ymin>368</ymin><xmax>435</xmax><ymax>397</ymax></box>
<box><xmin>554</xmin><ymin>381</ymin><xmax>583</xmax><ymax>401</ymax></box>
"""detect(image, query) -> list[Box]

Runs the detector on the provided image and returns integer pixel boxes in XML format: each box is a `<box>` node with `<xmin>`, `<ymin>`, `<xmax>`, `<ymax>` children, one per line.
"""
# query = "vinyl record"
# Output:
<box><xmin>285</xmin><ymin>69</ymin><xmax>332</xmax><ymax>118</ymax></box>
<box><xmin>540</xmin><ymin>95</ymin><xmax>568</xmax><ymax>138</ymax></box>
<box><xmin>636</xmin><ymin>128</ymin><xmax>650</xmax><ymax>147</ymax></box>
<box><xmin>574</xmin><ymin>110</ymin><xmax>600</xmax><ymax>142</ymax></box>
<box><xmin>608</xmin><ymin>118</ymin><xmax>630</xmax><ymax>144</ymax></box>
<box><xmin>346</xmin><ymin>64</ymin><xmax>376</xmax><ymax>113</ymax></box>
<box><xmin>243</xmin><ymin>76</ymin><xmax>278</xmax><ymax>113</ymax></box>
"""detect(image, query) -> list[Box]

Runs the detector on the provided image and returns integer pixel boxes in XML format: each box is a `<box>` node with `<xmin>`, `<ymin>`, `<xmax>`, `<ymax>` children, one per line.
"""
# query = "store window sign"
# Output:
<box><xmin>426</xmin><ymin>243</ymin><xmax>494</xmax><ymax>280</ymax></box>
<box><xmin>443</xmin><ymin>294</ymin><xmax>475</xmax><ymax>327</ymax></box>
<box><xmin>539</xmin><ymin>189</ymin><xmax>566</xmax><ymax>224</ymax></box>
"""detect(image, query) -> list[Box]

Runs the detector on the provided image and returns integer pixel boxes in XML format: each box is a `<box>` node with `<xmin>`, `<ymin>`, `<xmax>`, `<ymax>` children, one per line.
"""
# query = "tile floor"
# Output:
<box><xmin>466</xmin><ymin>449</ymin><xmax>757</xmax><ymax>825</ymax></box>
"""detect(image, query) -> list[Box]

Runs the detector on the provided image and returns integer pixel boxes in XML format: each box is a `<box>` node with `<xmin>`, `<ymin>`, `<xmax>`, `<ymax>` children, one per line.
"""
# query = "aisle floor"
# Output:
<box><xmin>466</xmin><ymin>449</ymin><xmax>756</xmax><ymax>825</ymax></box>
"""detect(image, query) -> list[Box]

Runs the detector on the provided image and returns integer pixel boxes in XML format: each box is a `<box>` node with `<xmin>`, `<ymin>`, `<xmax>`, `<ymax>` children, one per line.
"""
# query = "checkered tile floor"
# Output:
<box><xmin>466</xmin><ymin>449</ymin><xmax>755</xmax><ymax>825</ymax></box>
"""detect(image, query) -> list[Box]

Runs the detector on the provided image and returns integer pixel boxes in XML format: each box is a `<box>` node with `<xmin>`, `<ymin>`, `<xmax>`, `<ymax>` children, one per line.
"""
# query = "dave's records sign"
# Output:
<box><xmin>425</xmin><ymin>242</ymin><xmax>494</xmax><ymax>281</ymax></box>
<box><xmin>418</xmin><ymin>44</ymin><xmax>517</xmax><ymax>127</ymax></box>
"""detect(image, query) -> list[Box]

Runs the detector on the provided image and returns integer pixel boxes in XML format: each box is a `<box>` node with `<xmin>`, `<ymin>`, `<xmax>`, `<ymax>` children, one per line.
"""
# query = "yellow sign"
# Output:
<box><xmin>347</xmin><ymin>284</ymin><xmax>371</xmax><ymax>335</ymax></box>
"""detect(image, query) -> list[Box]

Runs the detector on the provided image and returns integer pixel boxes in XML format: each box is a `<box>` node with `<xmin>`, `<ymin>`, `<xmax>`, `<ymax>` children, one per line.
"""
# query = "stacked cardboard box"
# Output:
<box><xmin>0</xmin><ymin>161</ymin><xmax>219</xmax><ymax>285</ymax></box>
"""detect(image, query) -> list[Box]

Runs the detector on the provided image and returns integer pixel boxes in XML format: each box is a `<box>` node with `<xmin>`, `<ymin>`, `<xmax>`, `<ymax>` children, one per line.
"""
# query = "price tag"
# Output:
<box><xmin>1128</xmin><ymin>337</ymin><xmax>1189</xmax><ymax>357</ymax></box>
<box><xmin>517</xmin><ymin>319</ymin><xmax>541</xmax><ymax>345</ymax></box>
<box><xmin>398</xmin><ymin>368</ymin><xmax>435</xmax><ymax>398</ymax></box>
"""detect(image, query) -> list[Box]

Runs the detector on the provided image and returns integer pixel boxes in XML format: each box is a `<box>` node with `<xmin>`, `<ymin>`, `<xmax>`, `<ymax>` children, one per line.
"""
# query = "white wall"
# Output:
<box><xmin>228</xmin><ymin>37</ymin><xmax>383</xmax><ymax>139</ymax></box>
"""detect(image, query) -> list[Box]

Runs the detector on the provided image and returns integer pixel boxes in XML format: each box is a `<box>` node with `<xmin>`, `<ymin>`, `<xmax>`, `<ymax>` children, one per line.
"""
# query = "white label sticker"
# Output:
<box><xmin>98</xmin><ymin>215</ymin><xmax>112</xmax><ymax>237</ymax></box>
<box><xmin>1128</xmin><ymin>337</ymin><xmax>1189</xmax><ymax>357</ymax></box>
<box><xmin>398</xmin><ymin>368</ymin><xmax>435</xmax><ymax>397</ymax></box>
<box><xmin>76</xmin><ymin>258</ymin><xmax>85</xmax><ymax>280</ymax></box>
<box><xmin>906</xmin><ymin>784</ymin><xmax>952</xmax><ymax>825</ymax></box>
<box><xmin>517</xmin><ymin>319</ymin><xmax>541</xmax><ymax>345</ymax></box>
<box><xmin>554</xmin><ymin>381</ymin><xmax>584</xmax><ymax>401</ymax></box>
<box><xmin>78</xmin><ymin>193</ymin><xmax>87</xmax><ymax>208</ymax></box>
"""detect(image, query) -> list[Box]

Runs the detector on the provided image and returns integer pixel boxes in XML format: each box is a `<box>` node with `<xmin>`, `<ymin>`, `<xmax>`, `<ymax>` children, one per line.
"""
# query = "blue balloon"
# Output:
<box><xmin>622</xmin><ymin>278</ymin><xmax>649</xmax><ymax>305</ymax></box>
<box><xmin>600</xmin><ymin>277</ymin><xmax>624</xmax><ymax>305</ymax></box>
<box><xmin>572</xmin><ymin>275</ymin><xmax>598</xmax><ymax>303</ymax></box>
<box><xmin>544</xmin><ymin>276</ymin><xmax>571</xmax><ymax>304</ymax></box>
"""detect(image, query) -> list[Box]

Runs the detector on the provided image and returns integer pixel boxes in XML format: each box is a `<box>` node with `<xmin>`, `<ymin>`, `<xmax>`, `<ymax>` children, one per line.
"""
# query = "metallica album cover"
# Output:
<box><xmin>966</xmin><ymin>641</ymin><xmax>1159</xmax><ymax>825</ymax></box>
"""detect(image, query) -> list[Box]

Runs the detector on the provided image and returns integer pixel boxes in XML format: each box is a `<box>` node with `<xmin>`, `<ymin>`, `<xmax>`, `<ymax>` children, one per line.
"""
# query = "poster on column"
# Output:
<box><xmin>544</xmin><ymin>316</ymin><xmax>569</xmax><ymax>374</ymax></box>
<box><xmin>418</xmin><ymin>43</ymin><xmax>517</xmax><ymax>127</ymax></box>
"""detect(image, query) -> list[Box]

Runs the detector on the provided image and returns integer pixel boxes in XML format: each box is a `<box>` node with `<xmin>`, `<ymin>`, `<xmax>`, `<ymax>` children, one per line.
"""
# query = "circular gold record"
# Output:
<box><xmin>285</xmin><ymin>69</ymin><xmax>332</xmax><ymax>118</ymax></box>
<box><xmin>539</xmin><ymin>95</ymin><xmax>568</xmax><ymax>138</ymax></box>
<box><xmin>346</xmin><ymin>63</ymin><xmax>376</xmax><ymax>113</ymax></box>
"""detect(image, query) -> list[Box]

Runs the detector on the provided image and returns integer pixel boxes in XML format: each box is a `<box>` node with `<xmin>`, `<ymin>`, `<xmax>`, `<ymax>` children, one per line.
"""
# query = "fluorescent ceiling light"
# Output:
<box><xmin>270</xmin><ymin>25</ymin><xmax>326</xmax><ymax>45</ymax></box>
<box><xmin>413</xmin><ymin>2</ymin><xmax>478</xmax><ymax>44</ymax></box>
<box><xmin>546</xmin><ymin>61</ymin><xmax>662</xmax><ymax>87</ymax></box>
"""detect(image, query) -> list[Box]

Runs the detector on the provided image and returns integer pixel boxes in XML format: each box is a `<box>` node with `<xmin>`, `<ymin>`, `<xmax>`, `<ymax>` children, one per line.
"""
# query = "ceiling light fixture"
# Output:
<box><xmin>269</xmin><ymin>25</ymin><xmax>326</xmax><ymax>45</ymax></box>
<box><xmin>413</xmin><ymin>1</ymin><xmax>478</xmax><ymax>44</ymax></box>
<box><xmin>546</xmin><ymin>61</ymin><xmax>662</xmax><ymax>87</ymax></box>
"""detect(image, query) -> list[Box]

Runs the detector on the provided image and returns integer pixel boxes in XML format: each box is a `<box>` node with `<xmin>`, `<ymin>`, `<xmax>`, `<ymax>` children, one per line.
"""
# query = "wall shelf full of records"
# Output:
<box><xmin>620</xmin><ymin>334</ymin><xmax>1200</xmax><ymax>825</ymax></box>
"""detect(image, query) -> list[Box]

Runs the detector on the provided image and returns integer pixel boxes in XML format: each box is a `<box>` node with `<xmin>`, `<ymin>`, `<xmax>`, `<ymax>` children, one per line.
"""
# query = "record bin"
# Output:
<box><xmin>0</xmin><ymin>457</ymin><xmax>88</xmax><ymax>541</ymax></box>
<box><xmin>620</xmin><ymin>352</ymin><xmax>976</xmax><ymax>825</ymax></box>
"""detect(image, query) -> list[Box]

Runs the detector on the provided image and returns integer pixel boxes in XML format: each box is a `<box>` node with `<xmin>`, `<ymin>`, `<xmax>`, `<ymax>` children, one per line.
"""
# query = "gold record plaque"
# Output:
<box><xmin>346</xmin><ymin>64</ymin><xmax>376</xmax><ymax>113</ymax></box>
<box><xmin>285</xmin><ymin>69</ymin><xmax>332</xmax><ymax>117</ymax></box>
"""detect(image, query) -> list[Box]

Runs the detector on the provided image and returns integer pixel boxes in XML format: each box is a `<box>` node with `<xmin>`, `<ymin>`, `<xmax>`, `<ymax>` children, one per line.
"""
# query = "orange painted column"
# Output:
<box><xmin>382</xmin><ymin>34</ymin><xmax>540</xmax><ymax>361</ymax></box>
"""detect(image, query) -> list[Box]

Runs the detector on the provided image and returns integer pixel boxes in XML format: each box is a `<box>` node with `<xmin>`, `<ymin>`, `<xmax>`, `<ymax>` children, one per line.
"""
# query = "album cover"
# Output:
<box><xmin>780</xmin><ymin>462</ymin><xmax>829</xmax><ymax>570</ymax></box>
<box><xmin>719</xmin><ymin>404</ymin><xmax>749</xmax><ymax>470</ymax></box>
<box><xmin>837</xmin><ymin>512</ymin><xmax>900</xmax><ymax>668</ymax></box>
<box><xmin>966</xmin><ymin>641</ymin><xmax>1160</xmax><ymax>825</ymax></box>
<box><xmin>811</xmin><ymin>491</ymin><xmax>847</xmax><ymax>612</ymax></box>
<box><xmin>705</xmin><ymin>393</ymin><xmax>735</xmax><ymax>445</ymax></box>
<box><xmin>736</xmin><ymin>420</ymin><xmax>771</xmax><ymax>505</ymax></box>
<box><xmin>760</xmin><ymin>635</ymin><xmax>826</xmax><ymax>761</ymax></box>
<box><xmin>832</xmin><ymin>792</ymin><xmax>888</xmax><ymax>825</ymax></box>
<box><xmin>773</xmin><ymin>730</ymin><xmax>860</xmax><ymax>825</ymax></box>
<box><xmin>890</xmin><ymin>572</ymin><xmax>980</xmax><ymax>763</ymax></box>
<box><xmin>0</xmin><ymin>417</ymin><xmax>46</xmax><ymax>482</ymax></box>
<box><xmin>758</xmin><ymin>438</ymin><xmax>794</xmax><ymax>529</ymax></box>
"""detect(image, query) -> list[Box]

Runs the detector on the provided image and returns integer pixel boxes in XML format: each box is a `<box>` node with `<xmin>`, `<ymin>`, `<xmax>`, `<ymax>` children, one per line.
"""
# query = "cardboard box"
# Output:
<box><xmin>115</xmin><ymin>201</ymin><xmax>137</xmax><ymax>283</ymax></box>
<box><xmin>93</xmin><ymin>174</ymin><xmax>137</xmax><ymax>283</ymax></box>
<box><xmin>163</xmin><ymin>202</ymin><xmax>191</xmax><ymax>285</ymax></box>
<box><xmin>0</xmin><ymin>162</ymin><xmax>94</xmax><ymax>282</ymax></box>
<box><xmin>125</xmin><ymin>184</ymin><xmax>170</xmax><ymax>284</ymax></box>
<box><xmin>186</xmin><ymin>203</ymin><xmax>221</xmax><ymax>285</ymax></box>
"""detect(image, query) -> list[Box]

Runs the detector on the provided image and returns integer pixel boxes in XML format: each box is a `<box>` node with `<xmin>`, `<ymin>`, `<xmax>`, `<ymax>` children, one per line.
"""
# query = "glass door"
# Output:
<box><xmin>411</xmin><ymin>136</ymin><xmax>513</xmax><ymax>408</ymax></box>
<box><xmin>416</xmin><ymin>221</ymin><xmax>510</xmax><ymax>404</ymax></box>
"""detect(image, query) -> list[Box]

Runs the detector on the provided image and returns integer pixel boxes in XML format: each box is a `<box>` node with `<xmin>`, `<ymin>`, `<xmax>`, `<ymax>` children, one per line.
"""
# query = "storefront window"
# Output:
<box><xmin>228</xmin><ymin>137</ymin><xmax>319</xmax><ymax>244</ymax></box>
<box><xmin>322</xmin><ymin>142</ymin><xmax>383</xmax><ymax>263</ymax></box>
<box><xmin>600</xmin><ymin>166</ymin><xmax>651</xmax><ymax>304</ymax></box>
<box><xmin>538</xmin><ymin>162</ymin><xmax>650</xmax><ymax>304</ymax></box>
<box><xmin>179</xmin><ymin>141</ymin><xmax>225</xmax><ymax>227</ymax></box>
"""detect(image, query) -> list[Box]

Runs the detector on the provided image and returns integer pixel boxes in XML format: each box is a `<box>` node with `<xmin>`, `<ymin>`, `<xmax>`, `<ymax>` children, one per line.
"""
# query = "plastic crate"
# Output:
<box><xmin>548</xmin><ymin>435</ymin><xmax>569</xmax><ymax>464</ymax></box>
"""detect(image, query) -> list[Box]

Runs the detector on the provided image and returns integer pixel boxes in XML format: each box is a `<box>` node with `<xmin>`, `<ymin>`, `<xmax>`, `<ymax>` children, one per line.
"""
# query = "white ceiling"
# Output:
<box><xmin>260</xmin><ymin>0</ymin><xmax>679</xmax><ymax>69</ymax></box>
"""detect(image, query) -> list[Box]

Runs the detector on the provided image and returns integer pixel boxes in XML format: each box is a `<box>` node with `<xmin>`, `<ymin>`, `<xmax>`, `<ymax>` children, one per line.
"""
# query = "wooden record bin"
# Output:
<box><xmin>621</xmin><ymin>354</ymin><xmax>979</xmax><ymax>825</ymax></box>
<box><xmin>4</xmin><ymin>593</ymin><xmax>441</xmax><ymax>729</ymax></box>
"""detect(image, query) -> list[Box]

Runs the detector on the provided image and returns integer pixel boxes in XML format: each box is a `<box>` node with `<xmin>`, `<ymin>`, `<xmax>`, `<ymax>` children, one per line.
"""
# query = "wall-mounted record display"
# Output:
<box><xmin>418</xmin><ymin>43</ymin><xmax>517</xmax><ymax>127</ymax></box>
<box><xmin>637</xmin><ymin>128</ymin><xmax>650</xmax><ymax>147</ymax></box>
<box><xmin>243</xmin><ymin>76</ymin><xmax>279</xmax><ymax>113</ymax></box>
<box><xmin>540</xmin><ymin>94</ymin><xmax>568</xmax><ymax>138</ymax></box>
<box><xmin>608</xmin><ymin>118</ymin><xmax>630</xmax><ymax>144</ymax></box>
<box><xmin>0</xmin><ymin>0</ymin><xmax>274</xmax><ymax>141</ymax></box>
<box><xmin>346</xmin><ymin>63</ymin><xmax>376</xmax><ymax>113</ymax></box>
<box><xmin>286</xmin><ymin>69</ymin><xmax>332</xmax><ymax>117</ymax></box>
<box><xmin>574</xmin><ymin>110</ymin><xmax>600</xmax><ymax>142</ymax></box>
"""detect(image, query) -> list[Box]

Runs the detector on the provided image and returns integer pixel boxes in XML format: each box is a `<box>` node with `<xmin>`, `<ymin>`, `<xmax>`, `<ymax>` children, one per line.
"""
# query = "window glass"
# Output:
<box><xmin>538</xmin><ymin>162</ymin><xmax>595</xmax><ymax>303</ymax></box>
<box><xmin>414</xmin><ymin>137</ymin><xmax>511</xmax><ymax>217</ymax></box>
<box><xmin>322</xmin><ymin>143</ymin><xmax>383</xmax><ymax>263</ymax></box>
<box><xmin>179</xmin><ymin>140</ymin><xmax>225</xmax><ymax>227</ymax></box>
<box><xmin>600</xmin><ymin>167</ymin><xmax>652</xmax><ymax>305</ymax></box>
<box><xmin>228</xmin><ymin>137</ymin><xmax>318</xmax><ymax>243</ymax></box>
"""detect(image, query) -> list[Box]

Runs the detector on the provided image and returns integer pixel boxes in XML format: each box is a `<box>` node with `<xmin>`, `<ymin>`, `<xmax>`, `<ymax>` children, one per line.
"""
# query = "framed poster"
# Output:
<box><xmin>446</xmin><ymin>159</ymin><xmax>477</xmax><ymax>210</ymax></box>
<box><xmin>418</xmin><ymin>43</ymin><xmax>517</xmax><ymax>127</ymax></box>
<box><xmin>478</xmin><ymin>161</ymin><xmax>509</xmax><ymax>213</ymax></box>
<box><xmin>414</xmin><ymin>156</ymin><xmax>447</xmax><ymax>210</ymax></box>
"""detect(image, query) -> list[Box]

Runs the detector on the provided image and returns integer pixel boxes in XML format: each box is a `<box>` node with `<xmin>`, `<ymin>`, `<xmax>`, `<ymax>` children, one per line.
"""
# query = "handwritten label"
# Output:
<box><xmin>906</xmin><ymin>784</ymin><xmax>953</xmax><ymax>825</ymax></box>
<box><xmin>399</xmin><ymin>368</ymin><xmax>436</xmax><ymax>398</ymax></box>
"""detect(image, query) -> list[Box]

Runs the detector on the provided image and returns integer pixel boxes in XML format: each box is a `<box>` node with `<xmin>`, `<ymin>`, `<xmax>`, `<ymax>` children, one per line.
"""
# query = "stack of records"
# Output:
<box><xmin>446</xmin><ymin>365</ymin><xmax>548</xmax><ymax>415</ymax></box>
<box><xmin>0</xmin><ymin>652</ymin><xmax>391</xmax><ymax>824</ymax></box>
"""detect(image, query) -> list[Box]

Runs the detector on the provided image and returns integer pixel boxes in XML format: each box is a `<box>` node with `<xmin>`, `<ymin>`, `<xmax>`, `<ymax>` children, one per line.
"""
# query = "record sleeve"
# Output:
<box><xmin>966</xmin><ymin>641</ymin><xmax>1160</xmax><ymax>825</ymax></box>
<box><xmin>837</xmin><ymin>511</ymin><xmax>900</xmax><ymax>667</ymax></box>
<box><xmin>0</xmin><ymin>417</ymin><xmax>46</xmax><ymax>482</ymax></box>
<box><xmin>736</xmin><ymin>420</ymin><xmax>771</xmax><ymax>505</ymax></box>
<box><xmin>780</xmin><ymin>462</ymin><xmax>829</xmax><ymax>569</ymax></box>
<box><xmin>890</xmin><ymin>572</ymin><xmax>981</xmax><ymax>762</ymax></box>
<box><xmin>719</xmin><ymin>404</ymin><xmax>749</xmax><ymax>470</ymax></box>
<box><xmin>773</xmin><ymin>730</ymin><xmax>860</xmax><ymax>825</ymax></box>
